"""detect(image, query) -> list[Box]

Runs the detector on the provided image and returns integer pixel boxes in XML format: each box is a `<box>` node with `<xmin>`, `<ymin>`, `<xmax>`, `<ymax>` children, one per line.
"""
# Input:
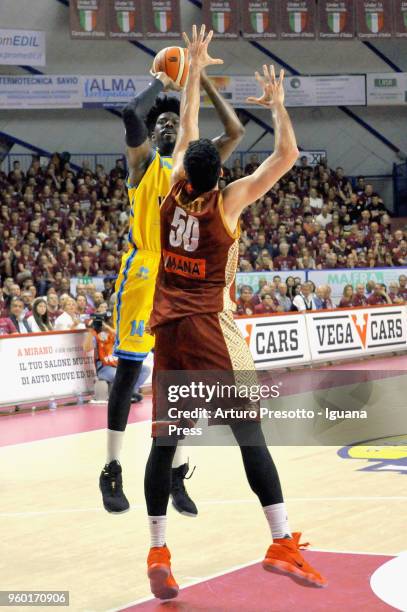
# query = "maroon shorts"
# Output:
<box><xmin>151</xmin><ymin>311</ymin><xmax>257</xmax><ymax>435</ymax></box>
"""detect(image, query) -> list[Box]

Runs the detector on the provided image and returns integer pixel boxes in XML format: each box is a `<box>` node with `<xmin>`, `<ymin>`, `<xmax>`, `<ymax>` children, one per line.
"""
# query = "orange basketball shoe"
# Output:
<box><xmin>263</xmin><ymin>532</ymin><xmax>328</xmax><ymax>587</ymax></box>
<box><xmin>147</xmin><ymin>545</ymin><xmax>179</xmax><ymax>600</ymax></box>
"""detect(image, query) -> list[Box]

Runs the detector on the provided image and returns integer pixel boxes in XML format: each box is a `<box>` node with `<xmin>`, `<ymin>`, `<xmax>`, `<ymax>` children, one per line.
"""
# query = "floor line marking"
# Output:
<box><xmin>1</xmin><ymin>497</ymin><xmax>405</xmax><ymax>518</ymax></box>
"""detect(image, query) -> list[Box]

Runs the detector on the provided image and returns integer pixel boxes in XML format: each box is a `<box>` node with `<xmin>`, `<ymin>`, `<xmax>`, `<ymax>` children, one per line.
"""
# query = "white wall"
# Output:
<box><xmin>0</xmin><ymin>0</ymin><xmax>406</xmax><ymax>180</ymax></box>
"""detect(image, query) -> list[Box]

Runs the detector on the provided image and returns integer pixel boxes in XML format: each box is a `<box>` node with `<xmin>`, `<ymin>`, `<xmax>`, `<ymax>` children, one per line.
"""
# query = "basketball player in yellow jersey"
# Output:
<box><xmin>99</xmin><ymin>59</ymin><xmax>245</xmax><ymax>515</ymax></box>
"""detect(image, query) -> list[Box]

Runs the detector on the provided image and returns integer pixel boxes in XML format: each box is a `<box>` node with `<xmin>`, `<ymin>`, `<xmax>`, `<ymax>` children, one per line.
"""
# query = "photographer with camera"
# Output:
<box><xmin>83</xmin><ymin>304</ymin><xmax>150</xmax><ymax>403</ymax></box>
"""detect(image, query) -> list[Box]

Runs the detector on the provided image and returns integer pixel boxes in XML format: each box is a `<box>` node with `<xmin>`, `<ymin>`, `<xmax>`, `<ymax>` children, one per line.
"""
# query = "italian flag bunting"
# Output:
<box><xmin>212</xmin><ymin>11</ymin><xmax>230</xmax><ymax>34</ymax></box>
<box><xmin>117</xmin><ymin>11</ymin><xmax>135</xmax><ymax>33</ymax></box>
<box><xmin>79</xmin><ymin>9</ymin><xmax>96</xmax><ymax>32</ymax></box>
<box><xmin>289</xmin><ymin>11</ymin><xmax>307</xmax><ymax>33</ymax></box>
<box><xmin>251</xmin><ymin>12</ymin><xmax>268</xmax><ymax>33</ymax></box>
<box><xmin>328</xmin><ymin>12</ymin><xmax>346</xmax><ymax>33</ymax></box>
<box><xmin>154</xmin><ymin>10</ymin><xmax>171</xmax><ymax>33</ymax></box>
<box><xmin>366</xmin><ymin>12</ymin><xmax>384</xmax><ymax>33</ymax></box>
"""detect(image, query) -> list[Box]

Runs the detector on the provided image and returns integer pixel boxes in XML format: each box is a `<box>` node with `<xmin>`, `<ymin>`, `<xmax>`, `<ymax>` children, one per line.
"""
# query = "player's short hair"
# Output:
<box><xmin>146</xmin><ymin>96</ymin><xmax>180</xmax><ymax>134</ymax></box>
<box><xmin>184</xmin><ymin>138</ymin><xmax>221</xmax><ymax>195</ymax></box>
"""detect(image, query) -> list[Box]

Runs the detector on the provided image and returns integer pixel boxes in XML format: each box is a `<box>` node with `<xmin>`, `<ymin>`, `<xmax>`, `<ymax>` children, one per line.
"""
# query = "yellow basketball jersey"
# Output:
<box><xmin>126</xmin><ymin>150</ymin><xmax>173</xmax><ymax>252</ymax></box>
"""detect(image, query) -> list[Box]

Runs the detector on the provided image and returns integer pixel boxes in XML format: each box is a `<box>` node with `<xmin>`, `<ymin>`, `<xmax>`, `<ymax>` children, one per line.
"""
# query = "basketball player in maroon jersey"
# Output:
<box><xmin>144</xmin><ymin>25</ymin><xmax>327</xmax><ymax>599</ymax></box>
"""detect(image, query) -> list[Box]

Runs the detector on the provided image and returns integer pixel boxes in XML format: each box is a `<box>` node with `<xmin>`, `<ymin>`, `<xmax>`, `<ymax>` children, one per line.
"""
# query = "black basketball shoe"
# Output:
<box><xmin>99</xmin><ymin>460</ymin><xmax>130</xmax><ymax>513</ymax></box>
<box><xmin>170</xmin><ymin>463</ymin><xmax>198</xmax><ymax>517</ymax></box>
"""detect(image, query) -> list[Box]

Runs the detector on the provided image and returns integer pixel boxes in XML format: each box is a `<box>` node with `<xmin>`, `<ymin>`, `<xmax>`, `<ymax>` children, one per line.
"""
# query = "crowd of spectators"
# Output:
<box><xmin>235</xmin><ymin>274</ymin><xmax>407</xmax><ymax>316</ymax></box>
<box><xmin>229</xmin><ymin>155</ymin><xmax>407</xmax><ymax>272</ymax></box>
<box><xmin>0</xmin><ymin>151</ymin><xmax>406</xmax><ymax>334</ymax></box>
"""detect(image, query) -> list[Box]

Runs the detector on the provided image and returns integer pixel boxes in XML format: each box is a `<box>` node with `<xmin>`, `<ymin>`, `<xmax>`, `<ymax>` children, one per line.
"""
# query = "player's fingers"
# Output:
<box><xmin>246</xmin><ymin>96</ymin><xmax>262</xmax><ymax>105</ymax></box>
<box><xmin>279</xmin><ymin>68</ymin><xmax>285</xmax><ymax>85</ymax></box>
<box><xmin>254</xmin><ymin>71</ymin><xmax>263</xmax><ymax>84</ymax></box>
<box><xmin>205</xmin><ymin>29</ymin><xmax>213</xmax><ymax>46</ymax></box>
<box><xmin>182</xmin><ymin>32</ymin><xmax>191</xmax><ymax>47</ymax></box>
<box><xmin>199</xmin><ymin>23</ymin><xmax>206</xmax><ymax>42</ymax></box>
<box><xmin>270</xmin><ymin>64</ymin><xmax>276</xmax><ymax>84</ymax></box>
<box><xmin>262</xmin><ymin>64</ymin><xmax>269</xmax><ymax>81</ymax></box>
<box><xmin>210</xmin><ymin>57</ymin><xmax>224</xmax><ymax>65</ymax></box>
<box><xmin>192</xmin><ymin>24</ymin><xmax>197</xmax><ymax>42</ymax></box>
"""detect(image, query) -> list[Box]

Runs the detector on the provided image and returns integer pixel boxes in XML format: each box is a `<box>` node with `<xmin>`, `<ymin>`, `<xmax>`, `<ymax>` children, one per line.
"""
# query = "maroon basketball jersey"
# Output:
<box><xmin>150</xmin><ymin>180</ymin><xmax>240</xmax><ymax>328</ymax></box>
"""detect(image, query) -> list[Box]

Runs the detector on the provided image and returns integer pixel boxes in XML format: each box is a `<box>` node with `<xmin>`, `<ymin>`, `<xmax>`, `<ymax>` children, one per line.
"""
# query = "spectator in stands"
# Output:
<box><xmin>315</xmin><ymin>205</ymin><xmax>332</xmax><ymax>229</ymax></box>
<box><xmin>27</xmin><ymin>298</ymin><xmax>53</xmax><ymax>332</ymax></box>
<box><xmin>313</xmin><ymin>286</ymin><xmax>326</xmax><ymax>310</ymax></box>
<box><xmin>398</xmin><ymin>274</ymin><xmax>407</xmax><ymax>301</ymax></box>
<box><xmin>292</xmin><ymin>282</ymin><xmax>318</xmax><ymax>311</ymax></box>
<box><xmin>388</xmin><ymin>282</ymin><xmax>404</xmax><ymax>304</ymax></box>
<box><xmin>54</xmin><ymin>297</ymin><xmax>86</xmax><ymax>331</ymax></box>
<box><xmin>0</xmin><ymin>316</ymin><xmax>17</xmax><ymax>335</ymax></box>
<box><xmin>273</xmin><ymin>243</ymin><xmax>296</xmax><ymax>271</ymax></box>
<box><xmin>285</xmin><ymin>276</ymin><xmax>297</xmax><ymax>301</ymax></box>
<box><xmin>254</xmin><ymin>292</ymin><xmax>281</xmax><ymax>314</ymax></box>
<box><xmin>236</xmin><ymin>285</ymin><xmax>257</xmax><ymax>316</ymax></box>
<box><xmin>339</xmin><ymin>284</ymin><xmax>354</xmax><ymax>308</ymax></box>
<box><xmin>276</xmin><ymin>283</ymin><xmax>292</xmax><ymax>312</ymax></box>
<box><xmin>366</xmin><ymin>284</ymin><xmax>392</xmax><ymax>306</ymax></box>
<box><xmin>47</xmin><ymin>293</ymin><xmax>62</xmax><ymax>325</ymax></box>
<box><xmin>7</xmin><ymin>297</ymin><xmax>31</xmax><ymax>334</ymax></box>
<box><xmin>352</xmin><ymin>284</ymin><xmax>367</xmax><ymax>307</ymax></box>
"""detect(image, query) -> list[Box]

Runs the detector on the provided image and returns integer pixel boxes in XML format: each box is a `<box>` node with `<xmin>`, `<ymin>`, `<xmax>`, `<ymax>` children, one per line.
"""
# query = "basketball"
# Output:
<box><xmin>152</xmin><ymin>46</ymin><xmax>189</xmax><ymax>88</ymax></box>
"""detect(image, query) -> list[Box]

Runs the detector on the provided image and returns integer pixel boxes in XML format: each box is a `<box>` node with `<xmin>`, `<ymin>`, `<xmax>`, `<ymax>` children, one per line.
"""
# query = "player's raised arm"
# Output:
<box><xmin>171</xmin><ymin>25</ymin><xmax>223</xmax><ymax>186</ymax></box>
<box><xmin>201</xmin><ymin>70</ymin><xmax>245</xmax><ymax>163</ymax></box>
<box><xmin>222</xmin><ymin>65</ymin><xmax>299</xmax><ymax>229</ymax></box>
<box><xmin>122</xmin><ymin>72</ymin><xmax>176</xmax><ymax>186</ymax></box>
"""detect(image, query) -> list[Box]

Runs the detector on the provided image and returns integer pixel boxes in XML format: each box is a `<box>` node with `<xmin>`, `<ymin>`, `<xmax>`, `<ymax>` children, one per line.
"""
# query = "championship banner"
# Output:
<box><xmin>70</xmin><ymin>0</ymin><xmax>107</xmax><ymax>39</ymax></box>
<box><xmin>0</xmin><ymin>75</ymin><xmax>82</xmax><ymax>109</ymax></box>
<box><xmin>366</xmin><ymin>73</ymin><xmax>407</xmax><ymax>106</ymax></box>
<box><xmin>356</xmin><ymin>0</ymin><xmax>393</xmax><ymax>38</ymax></box>
<box><xmin>0</xmin><ymin>331</ymin><xmax>95</xmax><ymax>406</ymax></box>
<box><xmin>143</xmin><ymin>0</ymin><xmax>181</xmax><ymax>38</ymax></box>
<box><xmin>107</xmin><ymin>0</ymin><xmax>144</xmax><ymax>39</ymax></box>
<box><xmin>307</xmin><ymin>267</ymin><xmax>407</xmax><ymax>303</ymax></box>
<box><xmin>393</xmin><ymin>0</ymin><xmax>407</xmax><ymax>37</ymax></box>
<box><xmin>241</xmin><ymin>1</ymin><xmax>279</xmax><ymax>39</ymax></box>
<box><xmin>202</xmin><ymin>0</ymin><xmax>240</xmax><ymax>38</ymax></box>
<box><xmin>318</xmin><ymin>0</ymin><xmax>355</xmax><ymax>39</ymax></box>
<box><xmin>80</xmin><ymin>75</ymin><xmax>150</xmax><ymax>108</ymax></box>
<box><xmin>280</xmin><ymin>0</ymin><xmax>316</xmax><ymax>39</ymax></box>
<box><xmin>305</xmin><ymin>306</ymin><xmax>407</xmax><ymax>362</ymax></box>
<box><xmin>235</xmin><ymin>313</ymin><xmax>311</xmax><ymax>369</ymax></box>
<box><xmin>0</xmin><ymin>29</ymin><xmax>46</xmax><ymax>66</ymax></box>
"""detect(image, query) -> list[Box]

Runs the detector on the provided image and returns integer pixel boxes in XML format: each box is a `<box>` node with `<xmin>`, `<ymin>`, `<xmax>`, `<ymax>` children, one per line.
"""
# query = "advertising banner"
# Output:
<box><xmin>393</xmin><ymin>0</ymin><xmax>407</xmax><ymax>37</ymax></box>
<box><xmin>284</xmin><ymin>74</ymin><xmax>366</xmax><ymax>106</ymax></box>
<box><xmin>70</xmin><ymin>0</ymin><xmax>107</xmax><ymax>39</ymax></box>
<box><xmin>0</xmin><ymin>28</ymin><xmax>45</xmax><ymax>66</ymax></box>
<box><xmin>307</xmin><ymin>267</ymin><xmax>407</xmax><ymax>303</ymax></box>
<box><xmin>107</xmin><ymin>0</ymin><xmax>144</xmax><ymax>39</ymax></box>
<box><xmin>0</xmin><ymin>75</ymin><xmax>82</xmax><ymax>109</ymax></box>
<box><xmin>0</xmin><ymin>331</ymin><xmax>95</xmax><ymax>406</ymax></box>
<box><xmin>367</xmin><ymin>72</ymin><xmax>407</xmax><ymax>105</ymax></box>
<box><xmin>305</xmin><ymin>306</ymin><xmax>407</xmax><ymax>362</ymax></box>
<box><xmin>143</xmin><ymin>0</ymin><xmax>181</xmax><ymax>38</ymax></box>
<box><xmin>280</xmin><ymin>0</ymin><xmax>316</xmax><ymax>39</ymax></box>
<box><xmin>295</xmin><ymin>150</ymin><xmax>327</xmax><ymax>166</ymax></box>
<box><xmin>241</xmin><ymin>1</ymin><xmax>279</xmax><ymax>39</ymax></box>
<box><xmin>236</xmin><ymin>270</ymin><xmax>307</xmax><ymax>293</ymax></box>
<box><xmin>235</xmin><ymin>313</ymin><xmax>311</xmax><ymax>369</ymax></box>
<box><xmin>318</xmin><ymin>0</ymin><xmax>355</xmax><ymax>39</ymax></box>
<box><xmin>202</xmin><ymin>0</ymin><xmax>240</xmax><ymax>38</ymax></box>
<box><xmin>80</xmin><ymin>74</ymin><xmax>150</xmax><ymax>108</ymax></box>
<box><xmin>356</xmin><ymin>0</ymin><xmax>393</xmax><ymax>38</ymax></box>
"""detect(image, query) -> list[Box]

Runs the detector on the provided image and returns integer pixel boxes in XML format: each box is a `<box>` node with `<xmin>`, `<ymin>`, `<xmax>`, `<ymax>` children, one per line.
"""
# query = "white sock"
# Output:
<box><xmin>148</xmin><ymin>516</ymin><xmax>167</xmax><ymax>547</ymax></box>
<box><xmin>263</xmin><ymin>503</ymin><xmax>291</xmax><ymax>540</ymax></box>
<box><xmin>106</xmin><ymin>429</ymin><xmax>124</xmax><ymax>464</ymax></box>
<box><xmin>172</xmin><ymin>445</ymin><xmax>186</xmax><ymax>469</ymax></box>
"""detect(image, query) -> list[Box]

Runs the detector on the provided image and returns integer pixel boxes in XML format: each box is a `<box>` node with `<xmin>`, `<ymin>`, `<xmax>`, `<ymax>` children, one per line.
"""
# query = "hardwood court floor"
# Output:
<box><xmin>1</xmin><ymin>396</ymin><xmax>406</xmax><ymax>612</ymax></box>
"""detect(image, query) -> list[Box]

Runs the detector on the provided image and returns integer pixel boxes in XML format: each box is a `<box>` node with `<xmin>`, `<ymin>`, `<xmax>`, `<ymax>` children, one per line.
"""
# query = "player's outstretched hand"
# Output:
<box><xmin>182</xmin><ymin>24</ymin><xmax>223</xmax><ymax>70</ymax></box>
<box><xmin>246</xmin><ymin>64</ymin><xmax>285</xmax><ymax>109</ymax></box>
